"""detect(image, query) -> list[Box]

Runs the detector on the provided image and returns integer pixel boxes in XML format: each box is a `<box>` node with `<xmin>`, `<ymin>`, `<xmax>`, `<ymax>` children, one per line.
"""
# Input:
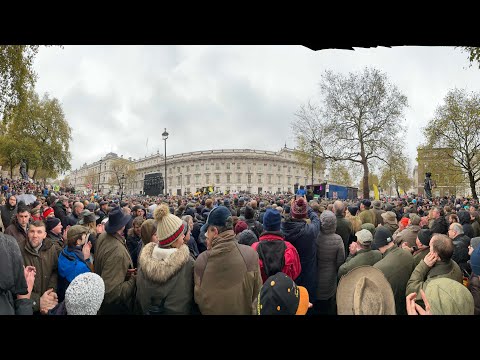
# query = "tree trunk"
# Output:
<box><xmin>395</xmin><ymin>183</ymin><xmax>400</xmax><ymax>198</ymax></box>
<box><xmin>362</xmin><ymin>160</ymin><xmax>369</xmax><ymax>199</ymax></box>
<box><xmin>10</xmin><ymin>164</ymin><xmax>13</xmax><ymax>178</ymax></box>
<box><xmin>32</xmin><ymin>168</ymin><xmax>37</xmax><ymax>180</ymax></box>
<box><xmin>468</xmin><ymin>170</ymin><xmax>478</xmax><ymax>200</ymax></box>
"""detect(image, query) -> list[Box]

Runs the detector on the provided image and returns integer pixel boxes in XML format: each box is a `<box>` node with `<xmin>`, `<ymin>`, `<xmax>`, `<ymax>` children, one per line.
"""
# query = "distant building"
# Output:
<box><xmin>416</xmin><ymin>147</ymin><xmax>466</xmax><ymax>197</ymax></box>
<box><xmin>69</xmin><ymin>146</ymin><xmax>327</xmax><ymax>196</ymax></box>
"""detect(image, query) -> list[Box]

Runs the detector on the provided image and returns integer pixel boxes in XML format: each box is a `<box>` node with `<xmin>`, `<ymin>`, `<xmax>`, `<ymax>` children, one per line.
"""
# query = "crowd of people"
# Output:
<box><xmin>0</xmin><ymin>176</ymin><xmax>479</xmax><ymax>315</ymax></box>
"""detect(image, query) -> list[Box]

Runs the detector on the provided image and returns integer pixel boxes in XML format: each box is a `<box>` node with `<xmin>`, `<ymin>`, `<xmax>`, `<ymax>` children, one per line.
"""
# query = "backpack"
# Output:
<box><xmin>248</xmin><ymin>222</ymin><xmax>261</xmax><ymax>239</ymax></box>
<box><xmin>256</xmin><ymin>240</ymin><xmax>287</xmax><ymax>278</ymax></box>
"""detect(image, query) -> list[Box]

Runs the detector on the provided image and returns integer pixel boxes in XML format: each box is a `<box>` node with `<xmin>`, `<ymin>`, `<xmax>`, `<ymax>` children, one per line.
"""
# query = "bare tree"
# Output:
<box><xmin>292</xmin><ymin>67</ymin><xmax>408</xmax><ymax>198</ymax></box>
<box><xmin>423</xmin><ymin>88</ymin><xmax>480</xmax><ymax>199</ymax></box>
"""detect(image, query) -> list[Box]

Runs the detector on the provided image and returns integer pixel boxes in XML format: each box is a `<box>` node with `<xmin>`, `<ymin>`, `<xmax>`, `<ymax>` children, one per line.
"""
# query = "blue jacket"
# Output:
<box><xmin>281</xmin><ymin>208</ymin><xmax>321</xmax><ymax>300</ymax></box>
<box><xmin>57</xmin><ymin>246</ymin><xmax>91</xmax><ymax>302</ymax></box>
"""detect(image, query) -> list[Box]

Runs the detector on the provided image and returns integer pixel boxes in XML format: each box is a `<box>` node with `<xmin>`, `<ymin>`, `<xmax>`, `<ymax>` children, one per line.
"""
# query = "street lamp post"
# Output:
<box><xmin>120</xmin><ymin>174</ymin><xmax>125</xmax><ymax>201</ymax></box>
<box><xmin>310</xmin><ymin>140</ymin><xmax>315</xmax><ymax>197</ymax></box>
<box><xmin>98</xmin><ymin>159</ymin><xmax>102</xmax><ymax>193</ymax></box>
<box><xmin>162</xmin><ymin>128</ymin><xmax>169</xmax><ymax>196</ymax></box>
<box><xmin>325</xmin><ymin>172</ymin><xmax>329</xmax><ymax>200</ymax></box>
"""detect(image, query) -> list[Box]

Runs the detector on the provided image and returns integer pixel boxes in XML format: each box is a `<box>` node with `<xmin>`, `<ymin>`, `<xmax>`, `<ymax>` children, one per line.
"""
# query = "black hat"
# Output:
<box><xmin>372</xmin><ymin>226</ymin><xmax>393</xmax><ymax>250</ymax></box>
<box><xmin>99</xmin><ymin>200</ymin><xmax>108</xmax><ymax>206</ymax></box>
<box><xmin>45</xmin><ymin>217</ymin><xmax>61</xmax><ymax>232</ymax></box>
<box><xmin>347</xmin><ymin>206</ymin><xmax>359</xmax><ymax>216</ymax></box>
<box><xmin>417</xmin><ymin>229</ymin><xmax>433</xmax><ymax>247</ymax></box>
<box><xmin>86</xmin><ymin>203</ymin><xmax>96</xmax><ymax>212</ymax></box>
<box><xmin>104</xmin><ymin>207</ymin><xmax>131</xmax><ymax>234</ymax></box>
<box><xmin>245</xmin><ymin>206</ymin><xmax>255</xmax><ymax>220</ymax></box>
<box><xmin>257</xmin><ymin>272</ymin><xmax>309</xmax><ymax>315</ymax></box>
<box><xmin>362</xmin><ymin>199</ymin><xmax>371</xmax><ymax>208</ymax></box>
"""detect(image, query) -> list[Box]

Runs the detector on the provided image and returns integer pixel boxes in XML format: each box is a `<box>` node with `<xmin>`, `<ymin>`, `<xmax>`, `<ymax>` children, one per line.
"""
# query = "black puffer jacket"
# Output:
<box><xmin>0</xmin><ymin>201</ymin><xmax>17</xmax><ymax>230</ymax></box>
<box><xmin>458</xmin><ymin>210</ymin><xmax>475</xmax><ymax>239</ymax></box>
<box><xmin>430</xmin><ymin>215</ymin><xmax>448</xmax><ymax>235</ymax></box>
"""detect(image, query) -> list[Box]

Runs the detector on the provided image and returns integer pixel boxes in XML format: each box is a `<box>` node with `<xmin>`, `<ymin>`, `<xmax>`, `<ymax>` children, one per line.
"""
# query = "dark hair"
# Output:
<box><xmin>431</xmin><ymin>234</ymin><xmax>454</xmax><ymax>262</ymax></box>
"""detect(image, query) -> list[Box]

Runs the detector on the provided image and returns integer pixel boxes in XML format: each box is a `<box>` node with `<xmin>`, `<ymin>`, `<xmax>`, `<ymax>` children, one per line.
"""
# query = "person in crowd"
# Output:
<box><xmin>448</xmin><ymin>222</ymin><xmax>470</xmax><ymax>273</ymax></box>
<box><xmin>135</xmin><ymin>204</ymin><xmax>195</xmax><ymax>315</ymax></box>
<box><xmin>406</xmin><ymin>233</ymin><xmax>463</xmax><ymax>308</ymax></box>
<box><xmin>333</xmin><ymin>201</ymin><xmax>352</xmax><ymax>261</ymax></box>
<box><xmin>372</xmin><ymin>225</ymin><xmax>415</xmax><ymax>315</ymax></box>
<box><xmin>0</xmin><ymin>233</ymin><xmax>36</xmax><ymax>315</ymax></box>
<box><xmin>0</xmin><ymin>194</ymin><xmax>17</xmax><ymax>231</ymax></box>
<box><xmin>337</xmin><ymin>265</ymin><xmax>395</xmax><ymax>315</ymax></box>
<box><xmin>401</xmin><ymin>229</ymin><xmax>433</xmax><ymax>266</ymax></box>
<box><xmin>125</xmin><ymin>216</ymin><xmax>145</xmax><ymax>269</ymax></box>
<box><xmin>394</xmin><ymin>214</ymin><xmax>421</xmax><ymax>248</ymax></box>
<box><xmin>20</xmin><ymin>220</ymin><xmax>59</xmax><ymax>314</ymax></box>
<box><xmin>359</xmin><ymin>199</ymin><xmax>375</xmax><ymax>226</ymax></box>
<box><xmin>182</xmin><ymin>214</ymin><xmax>198</xmax><ymax>259</ymax></box>
<box><xmin>57</xmin><ymin>225</ymin><xmax>92</xmax><ymax>303</ymax></box>
<box><xmin>468</xmin><ymin>245</ymin><xmax>480</xmax><ymax>315</ymax></box>
<box><xmin>314</xmin><ymin>210</ymin><xmax>345</xmax><ymax>315</ymax></box>
<box><xmin>49</xmin><ymin>272</ymin><xmax>105</xmax><ymax>315</ymax></box>
<box><xmin>281</xmin><ymin>197</ymin><xmax>320</xmax><ymax>305</ymax></box>
<box><xmin>257</xmin><ymin>272</ymin><xmax>310</xmax><ymax>315</ymax></box>
<box><xmin>94</xmin><ymin>207</ymin><xmax>136</xmax><ymax>314</ymax></box>
<box><xmin>194</xmin><ymin>206</ymin><xmax>262</xmax><ymax>315</ymax></box>
<box><xmin>406</xmin><ymin>277</ymin><xmax>474</xmax><ymax>315</ymax></box>
<box><xmin>45</xmin><ymin>217</ymin><xmax>64</xmax><ymax>256</ymax></box>
<box><xmin>5</xmin><ymin>205</ymin><xmax>30</xmax><ymax>248</ymax></box>
<box><xmin>251</xmin><ymin>208</ymin><xmax>301</xmax><ymax>283</ymax></box>
<box><xmin>381</xmin><ymin>211</ymin><xmax>399</xmax><ymax>236</ymax></box>
<box><xmin>338</xmin><ymin>229</ymin><xmax>382</xmax><ymax>280</ymax></box>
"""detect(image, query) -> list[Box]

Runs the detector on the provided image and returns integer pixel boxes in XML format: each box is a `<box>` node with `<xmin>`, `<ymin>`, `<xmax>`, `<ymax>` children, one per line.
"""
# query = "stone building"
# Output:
<box><xmin>70</xmin><ymin>146</ymin><xmax>325</xmax><ymax>196</ymax></box>
<box><xmin>416</xmin><ymin>147</ymin><xmax>466</xmax><ymax>197</ymax></box>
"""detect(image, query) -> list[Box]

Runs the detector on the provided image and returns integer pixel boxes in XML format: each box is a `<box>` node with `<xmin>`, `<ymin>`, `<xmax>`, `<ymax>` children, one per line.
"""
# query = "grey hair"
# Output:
<box><xmin>451</xmin><ymin>222</ymin><xmax>463</xmax><ymax>235</ymax></box>
<box><xmin>333</xmin><ymin>200</ymin><xmax>345</xmax><ymax>216</ymax></box>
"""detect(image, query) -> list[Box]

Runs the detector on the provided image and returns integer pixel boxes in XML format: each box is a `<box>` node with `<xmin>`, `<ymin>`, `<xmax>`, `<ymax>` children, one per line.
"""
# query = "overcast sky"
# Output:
<box><xmin>33</xmin><ymin>45</ymin><xmax>480</xmax><ymax>174</ymax></box>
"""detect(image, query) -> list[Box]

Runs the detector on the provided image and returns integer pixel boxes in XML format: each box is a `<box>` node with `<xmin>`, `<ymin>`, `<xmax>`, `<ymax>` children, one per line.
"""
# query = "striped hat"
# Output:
<box><xmin>154</xmin><ymin>204</ymin><xmax>184</xmax><ymax>248</ymax></box>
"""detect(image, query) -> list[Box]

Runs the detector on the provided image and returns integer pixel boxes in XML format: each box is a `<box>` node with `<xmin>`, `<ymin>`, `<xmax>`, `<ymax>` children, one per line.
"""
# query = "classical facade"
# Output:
<box><xmin>416</xmin><ymin>147</ymin><xmax>467</xmax><ymax>197</ymax></box>
<box><xmin>70</xmin><ymin>146</ymin><xmax>326</xmax><ymax>196</ymax></box>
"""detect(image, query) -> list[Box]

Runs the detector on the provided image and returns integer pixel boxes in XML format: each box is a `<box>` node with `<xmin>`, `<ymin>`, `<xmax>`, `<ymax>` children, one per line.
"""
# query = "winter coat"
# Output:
<box><xmin>335</xmin><ymin>214</ymin><xmax>352</xmax><ymax>261</ymax></box>
<box><xmin>194</xmin><ymin>230</ymin><xmax>262</xmax><ymax>315</ymax></box>
<box><xmin>394</xmin><ymin>225</ymin><xmax>421</xmax><ymax>248</ymax></box>
<box><xmin>46</xmin><ymin>231</ymin><xmax>64</xmax><ymax>257</ymax></box>
<box><xmin>0</xmin><ymin>203</ymin><xmax>17</xmax><ymax>230</ymax></box>
<box><xmin>452</xmin><ymin>234</ymin><xmax>470</xmax><ymax>274</ymax></box>
<box><xmin>94</xmin><ymin>232</ymin><xmax>136</xmax><ymax>314</ymax></box>
<box><xmin>374</xmin><ymin>245</ymin><xmax>415</xmax><ymax>315</ymax></box>
<box><xmin>372</xmin><ymin>208</ymin><xmax>385</xmax><ymax>226</ymax></box>
<box><xmin>337</xmin><ymin>248</ymin><xmax>382</xmax><ymax>280</ymax></box>
<box><xmin>65</xmin><ymin>212</ymin><xmax>80</xmax><ymax>227</ymax></box>
<box><xmin>135</xmin><ymin>243</ymin><xmax>194</xmax><ymax>315</ymax></box>
<box><xmin>54</xmin><ymin>202</ymin><xmax>68</xmax><ymax>229</ymax></box>
<box><xmin>412</xmin><ymin>247</ymin><xmax>430</xmax><ymax>267</ymax></box>
<box><xmin>21</xmin><ymin>237</ymin><xmax>58</xmax><ymax>314</ymax></box>
<box><xmin>4</xmin><ymin>220</ymin><xmax>28</xmax><ymax>249</ymax></box>
<box><xmin>359</xmin><ymin>208</ymin><xmax>375</xmax><ymax>225</ymax></box>
<box><xmin>406</xmin><ymin>259</ymin><xmax>463</xmax><ymax>303</ymax></box>
<box><xmin>251</xmin><ymin>232</ymin><xmax>301</xmax><ymax>283</ymax></box>
<box><xmin>281</xmin><ymin>208</ymin><xmax>321</xmax><ymax>298</ymax></box>
<box><xmin>0</xmin><ymin>233</ymin><xmax>32</xmax><ymax>315</ymax></box>
<box><xmin>245</xmin><ymin>219</ymin><xmax>263</xmax><ymax>239</ymax></box>
<box><xmin>468</xmin><ymin>274</ymin><xmax>480</xmax><ymax>315</ymax></box>
<box><xmin>458</xmin><ymin>210</ymin><xmax>475</xmax><ymax>239</ymax></box>
<box><xmin>126</xmin><ymin>233</ymin><xmax>142</xmax><ymax>268</ymax></box>
<box><xmin>57</xmin><ymin>246</ymin><xmax>91</xmax><ymax>303</ymax></box>
<box><xmin>315</xmin><ymin>211</ymin><xmax>345</xmax><ymax>301</ymax></box>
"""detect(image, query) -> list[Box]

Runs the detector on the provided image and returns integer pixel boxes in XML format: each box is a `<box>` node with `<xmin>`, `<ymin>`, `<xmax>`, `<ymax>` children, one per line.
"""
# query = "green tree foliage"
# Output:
<box><xmin>1</xmin><ymin>90</ymin><xmax>72</xmax><ymax>180</ymax></box>
<box><xmin>460</xmin><ymin>47</ymin><xmax>480</xmax><ymax>69</ymax></box>
<box><xmin>292</xmin><ymin>67</ymin><xmax>408</xmax><ymax>198</ymax></box>
<box><xmin>379</xmin><ymin>149</ymin><xmax>413</xmax><ymax>197</ymax></box>
<box><xmin>329</xmin><ymin>162</ymin><xmax>353</xmax><ymax>186</ymax></box>
<box><xmin>0</xmin><ymin>46</ymin><xmax>40</xmax><ymax>122</ymax></box>
<box><xmin>423</xmin><ymin>88</ymin><xmax>480</xmax><ymax>199</ymax></box>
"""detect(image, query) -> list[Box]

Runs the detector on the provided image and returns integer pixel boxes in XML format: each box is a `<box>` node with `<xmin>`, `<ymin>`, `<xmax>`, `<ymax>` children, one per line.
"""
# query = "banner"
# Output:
<box><xmin>373</xmin><ymin>184</ymin><xmax>379</xmax><ymax>200</ymax></box>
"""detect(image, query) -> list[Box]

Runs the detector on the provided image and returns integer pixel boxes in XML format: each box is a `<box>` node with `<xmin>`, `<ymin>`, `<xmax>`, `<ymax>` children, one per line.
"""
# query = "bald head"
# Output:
<box><xmin>333</xmin><ymin>200</ymin><xmax>345</xmax><ymax>216</ymax></box>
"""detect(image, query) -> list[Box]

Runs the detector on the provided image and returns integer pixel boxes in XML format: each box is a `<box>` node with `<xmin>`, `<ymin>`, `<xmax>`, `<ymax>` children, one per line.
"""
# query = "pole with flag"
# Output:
<box><xmin>373</xmin><ymin>184</ymin><xmax>379</xmax><ymax>200</ymax></box>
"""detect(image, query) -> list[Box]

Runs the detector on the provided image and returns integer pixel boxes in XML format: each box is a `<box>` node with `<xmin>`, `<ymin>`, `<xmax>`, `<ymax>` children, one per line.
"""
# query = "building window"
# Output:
<box><xmin>288</xmin><ymin>166</ymin><xmax>291</xmax><ymax>173</ymax></box>
<box><xmin>196</xmin><ymin>164</ymin><xmax>199</xmax><ymax>171</ymax></box>
<box><xmin>206</xmin><ymin>175</ymin><xmax>210</xmax><ymax>184</ymax></box>
<box><xmin>215</xmin><ymin>163</ymin><xmax>220</xmax><ymax>170</ymax></box>
<box><xmin>248</xmin><ymin>174</ymin><xmax>252</xmax><ymax>184</ymax></box>
<box><xmin>277</xmin><ymin>175</ymin><xmax>281</xmax><ymax>185</ymax></box>
<box><xmin>195</xmin><ymin>175</ymin><xmax>199</xmax><ymax>183</ymax></box>
<box><xmin>277</xmin><ymin>165</ymin><xmax>281</xmax><ymax>172</ymax></box>
<box><xmin>205</xmin><ymin>164</ymin><xmax>209</xmax><ymax>171</ymax></box>
<box><xmin>258</xmin><ymin>175</ymin><xmax>262</xmax><ymax>183</ymax></box>
<box><xmin>186</xmin><ymin>166</ymin><xmax>190</xmax><ymax>173</ymax></box>
<box><xmin>227</xmin><ymin>174</ymin><xmax>230</xmax><ymax>183</ymax></box>
<box><xmin>288</xmin><ymin>177</ymin><xmax>291</xmax><ymax>185</ymax></box>
<box><xmin>226</xmin><ymin>163</ymin><xmax>230</xmax><ymax>170</ymax></box>
<box><xmin>237</xmin><ymin>174</ymin><xmax>241</xmax><ymax>183</ymax></box>
<box><xmin>177</xmin><ymin>167</ymin><xmax>180</xmax><ymax>173</ymax></box>
<box><xmin>186</xmin><ymin>175</ymin><xmax>190</xmax><ymax>184</ymax></box>
<box><xmin>268</xmin><ymin>175</ymin><xmax>272</xmax><ymax>184</ymax></box>
<box><xmin>216</xmin><ymin>175</ymin><xmax>220</xmax><ymax>183</ymax></box>
<box><xmin>237</xmin><ymin>163</ymin><xmax>240</xmax><ymax>170</ymax></box>
<box><xmin>177</xmin><ymin>176</ymin><xmax>181</xmax><ymax>186</ymax></box>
